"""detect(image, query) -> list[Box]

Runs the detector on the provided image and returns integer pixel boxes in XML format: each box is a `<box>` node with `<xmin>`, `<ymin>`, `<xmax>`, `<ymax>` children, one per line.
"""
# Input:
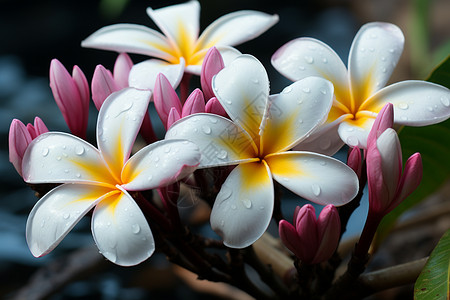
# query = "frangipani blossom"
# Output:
<box><xmin>166</xmin><ymin>55</ymin><xmax>359</xmax><ymax>248</ymax></box>
<box><xmin>22</xmin><ymin>88</ymin><xmax>201</xmax><ymax>266</ymax></box>
<box><xmin>81</xmin><ymin>0</ymin><xmax>278</xmax><ymax>89</ymax></box>
<box><xmin>272</xmin><ymin>22</ymin><xmax>450</xmax><ymax>153</ymax></box>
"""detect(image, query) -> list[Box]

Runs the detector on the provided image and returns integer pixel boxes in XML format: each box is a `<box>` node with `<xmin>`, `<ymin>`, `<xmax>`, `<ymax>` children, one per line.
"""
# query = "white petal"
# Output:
<box><xmin>26</xmin><ymin>184</ymin><xmax>112</xmax><ymax>257</ymax></box>
<box><xmin>92</xmin><ymin>189</ymin><xmax>155</xmax><ymax>266</ymax></box>
<box><xmin>212</xmin><ymin>54</ymin><xmax>269</xmax><ymax>141</ymax></box>
<box><xmin>376</xmin><ymin>128</ymin><xmax>402</xmax><ymax>197</ymax></box>
<box><xmin>122</xmin><ymin>139</ymin><xmax>200</xmax><ymax>190</ymax></box>
<box><xmin>337</xmin><ymin>116</ymin><xmax>376</xmax><ymax>149</ymax></box>
<box><xmin>81</xmin><ymin>24</ymin><xmax>175</xmax><ymax>62</ymax></box>
<box><xmin>22</xmin><ymin>132</ymin><xmax>116</xmax><ymax>186</ymax></box>
<box><xmin>293</xmin><ymin>120</ymin><xmax>345</xmax><ymax>156</ymax></box>
<box><xmin>361</xmin><ymin>80</ymin><xmax>450</xmax><ymax>126</ymax></box>
<box><xmin>265</xmin><ymin>152</ymin><xmax>359</xmax><ymax>206</ymax></box>
<box><xmin>147</xmin><ymin>1</ymin><xmax>200</xmax><ymax>51</ymax></box>
<box><xmin>128</xmin><ymin>58</ymin><xmax>185</xmax><ymax>90</ymax></box>
<box><xmin>210</xmin><ymin>161</ymin><xmax>274</xmax><ymax>248</ymax></box>
<box><xmin>197</xmin><ymin>10</ymin><xmax>278</xmax><ymax>50</ymax></box>
<box><xmin>165</xmin><ymin>114</ymin><xmax>258</xmax><ymax>168</ymax></box>
<box><xmin>271</xmin><ymin>37</ymin><xmax>350</xmax><ymax>103</ymax></box>
<box><xmin>97</xmin><ymin>88</ymin><xmax>152</xmax><ymax>178</ymax></box>
<box><xmin>349</xmin><ymin>22</ymin><xmax>404</xmax><ymax>102</ymax></box>
<box><xmin>260</xmin><ymin>77</ymin><xmax>334</xmax><ymax>155</ymax></box>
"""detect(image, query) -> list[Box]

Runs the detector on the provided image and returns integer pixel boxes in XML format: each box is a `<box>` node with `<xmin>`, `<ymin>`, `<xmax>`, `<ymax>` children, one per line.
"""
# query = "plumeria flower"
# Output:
<box><xmin>81</xmin><ymin>0</ymin><xmax>278</xmax><ymax>89</ymax></box>
<box><xmin>22</xmin><ymin>88</ymin><xmax>201</xmax><ymax>266</ymax></box>
<box><xmin>272</xmin><ymin>22</ymin><xmax>450</xmax><ymax>153</ymax></box>
<box><xmin>166</xmin><ymin>55</ymin><xmax>359</xmax><ymax>248</ymax></box>
<box><xmin>9</xmin><ymin>117</ymin><xmax>48</xmax><ymax>177</ymax></box>
<box><xmin>279</xmin><ymin>204</ymin><xmax>340</xmax><ymax>264</ymax></box>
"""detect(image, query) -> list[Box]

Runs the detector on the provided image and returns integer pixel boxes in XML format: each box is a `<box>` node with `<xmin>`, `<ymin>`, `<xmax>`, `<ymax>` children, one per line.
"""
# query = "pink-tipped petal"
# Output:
<box><xmin>33</xmin><ymin>117</ymin><xmax>49</xmax><ymax>136</ymax></box>
<box><xmin>347</xmin><ymin>147</ymin><xmax>362</xmax><ymax>178</ymax></box>
<box><xmin>9</xmin><ymin>119</ymin><xmax>32</xmax><ymax>176</ymax></box>
<box><xmin>201</xmin><ymin>47</ymin><xmax>224</xmax><ymax>100</ymax></box>
<box><xmin>153</xmin><ymin>73</ymin><xmax>182</xmax><ymax>128</ymax></box>
<box><xmin>113</xmin><ymin>53</ymin><xmax>133</xmax><ymax>89</ymax></box>
<box><xmin>91</xmin><ymin>64</ymin><xmax>119</xmax><ymax>110</ymax></box>
<box><xmin>182</xmin><ymin>88</ymin><xmax>205</xmax><ymax>117</ymax></box>
<box><xmin>366</xmin><ymin>143</ymin><xmax>388</xmax><ymax>213</ymax></box>
<box><xmin>167</xmin><ymin>107</ymin><xmax>181</xmax><ymax>129</ymax></box>
<box><xmin>205</xmin><ymin>97</ymin><xmax>228</xmax><ymax>117</ymax></box>
<box><xmin>312</xmin><ymin>205</ymin><xmax>340</xmax><ymax>264</ymax></box>
<box><xmin>72</xmin><ymin>65</ymin><xmax>90</xmax><ymax>135</ymax></box>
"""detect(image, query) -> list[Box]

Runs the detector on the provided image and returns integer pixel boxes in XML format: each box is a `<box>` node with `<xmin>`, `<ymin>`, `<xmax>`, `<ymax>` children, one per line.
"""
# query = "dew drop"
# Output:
<box><xmin>217</xmin><ymin>150</ymin><xmax>228</xmax><ymax>159</ymax></box>
<box><xmin>193</xmin><ymin>128</ymin><xmax>199</xmax><ymax>133</ymax></box>
<box><xmin>302</xmin><ymin>87</ymin><xmax>311</xmax><ymax>93</ymax></box>
<box><xmin>369</xmin><ymin>47</ymin><xmax>375</xmax><ymax>52</ymax></box>
<box><xmin>131</xmin><ymin>224</ymin><xmax>141</xmax><ymax>234</ymax></box>
<box><xmin>209</xmin><ymin>117</ymin><xmax>218</xmax><ymax>124</ymax></box>
<box><xmin>252</xmin><ymin>78</ymin><xmax>259</xmax><ymax>84</ymax></box>
<box><xmin>304</xmin><ymin>56</ymin><xmax>314</xmax><ymax>64</ymax></box>
<box><xmin>41</xmin><ymin>148</ymin><xmax>49</xmax><ymax>157</ymax></box>
<box><xmin>311</xmin><ymin>184</ymin><xmax>321</xmax><ymax>196</ymax></box>
<box><xmin>259</xmin><ymin>206</ymin><xmax>265</xmax><ymax>210</ymax></box>
<box><xmin>75</xmin><ymin>173</ymin><xmax>81</xmax><ymax>178</ymax></box>
<box><xmin>147</xmin><ymin>175</ymin><xmax>153</xmax><ymax>181</ymax></box>
<box><xmin>427</xmin><ymin>106</ymin><xmax>434</xmax><ymax>112</ymax></box>
<box><xmin>347</xmin><ymin>127</ymin><xmax>354</xmax><ymax>132</ymax></box>
<box><xmin>64</xmin><ymin>169</ymin><xmax>70</xmax><ymax>173</ymax></box>
<box><xmin>202</xmin><ymin>125</ymin><xmax>212</xmax><ymax>135</ymax></box>
<box><xmin>62</xmin><ymin>145</ymin><xmax>67</xmax><ymax>150</ymax></box>
<box><xmin>219</xmin><ymin>186</ymin><xmax>232</xmax><ymax>200</ymax></box>
<box><xmin>346</xmin><ymin>136</ymin><xmax>359</xmax><ymax>147</ymax></box>
<box><xmin>107</xmin><ymin>222</ymin><xmax>111</xmax><ymax>227</ymax></box>
<box><xmin>75</xmin><ymin>146</ymin><xmax>85</xmax><ymax>156</ymax></box>
<box><xmin>381</xmin><ymin>68</ymin><xmax>387</xmax><ymax>73</ymax></box>
<box><xmin>381</xmin><ymin>56</ymin><xmax>386</xmax><ymax>61</ymax></box>
<box><xmin>370</xmin><ymin>33</ymin><xmax>377</xmax><ymax>39</ymax></box>
<box><xmin>388</xmin><ymin>48</ymin><xmax>395</xmax><ymax>53</ymax></box>
<box><xmin>322</xmin><ymin>58</ymin><xmax>328</xmax><ymax>64</ymax></box>
<box><xmin>320</xmin><ymin>139</ymin><xmax>331</xmax><ymax>150</ymax></box>
<box><xmin>360</xmin><ymin>47</ymin><xmax>366</xmax><ymax>52</ymax></box>
<box><xmin>242</xmin><ymin>198</ymin><xmax>252</xmax><ymax>209</ymax></box>
<box><xmin>164</xmin><ymin>146</ymin><xmax>171</xmax><ymax>153</ymax></box>
<box><xmin>320</xmin><ymin>161</ymin><xmax>327</xmax><ymax>166</ymax></box>
<box><xmin>231</xmin><ymin>204</ymin><xmax>237</xmax><ymax>210</ymax></box>
<box><xmin>105</xmin><ymin>251</ymin><xmax>117</xmax><ymax>263</ymax></box>
<box><xmin>226</xmin><ymin>100</ymin><xmax>232</xmax><ymax>105</ymax></box>
<box><xmin>220</xmin><ymin>220</ymin><xmax>225</xmax><ymax>227</ymax></box>
<box><xmin>40</xmin><ymin>220</ymin><xmax>45</xmax><ymax>228</ymax></box>
<box><xmin>298</xmin><ymin>119</ymin><xmax>303</xmax><ymax>124</ymax></box>
<box><xmin>320</xmin><ymin>88</ymin><xmax>327</xmax><ymax>95</ymax></box>
<box><xmin>298</xmin><ymin>66</ymin><xmax>305</xmax><ymax>71</ymax></box>
<box><xmin>56</xmin><ymin>156</ymin><xmax>62</xmax><ymax>161</ymax></box>
<box><xmin>63</xmin><ymin>213</ymin><xmax>70</xmax><ymax>220</ymax></box>
<box><xmin>283</xmin><ymin>86</ymin><xmax>293</xmax><ymax>94</ymax></box>
<box><xmin>398</xmin><ymin>103</ymin><xmax>409</xmax><ymax>110</ymax></box>
<box><xmin>440</xmin><ymin>96</ymin><xmax>450</xmax><ymax>107</ymax></box>
<box><xmin>154</xmin><ymin>156</ymin><xmax>160</xmax><ymax>162</ymax></box>
<box><xmin>297</xmin><ymin>99</ymin><xmax>303</xmax><ymax>104</ymax></box>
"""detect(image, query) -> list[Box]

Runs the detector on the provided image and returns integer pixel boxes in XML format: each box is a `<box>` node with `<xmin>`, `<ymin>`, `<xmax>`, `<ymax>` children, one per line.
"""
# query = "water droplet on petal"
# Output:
<box><xmin>63</xmin><ymin>213</ymin><xmax>70</xmax><ymax>219</ymax></box>
<box><xmin>40</xmin><ymin>220</ymin><xmax>45</xmax><ymax>228</ymax></box>
<box><xmin>231</xmin><ymin>204</ymin><xmax>237</xmax><ymax>210</ymax></box>
<box><xmin>370</xmin><ymin>33</ymin><xmax>377</xmax><ymax>39</ymax></box>
<box><xmin>75</xmin><ymin>173</ymin><xmax>81</xmax><ymax>178</ymax></box>
<box><xmin>220</xmin><ymin>220</ymin><xmax>225</xmax><ymax>226</ymax></box>
<box><xmin>320</xmin><ymin>88</ymin><xmax>327</xmax><ymax>95</ymax></box>
<box><xmin>302</xmin><ymin>87</ymin><xmax>311</xmax><ymax>93</ymax></box>
<box><xmin>164</xmin><ymin>146</ymin><xmax>171</xmax><ymax>153</ymax></box>
<box><xmin>147</xmin><ymin>175</ymin><xmax>153</xmax><ymax>181</ymax></box>
<box><xmin>388</xmin><ymin>48</ymin><xmax>395</xmax><ymax>53</ymax></box>
<box><xmin>427</xmin><ymin>106</ymin><xmax>434</xmax><ymax>112</ymax></box>
<box><xmin>105</xmin><ymin>251</ymin><xmax>117</xmax><ymax>263</ymax></box>
<box><xmin>381</xmin><ymin>56</ymin><xmax>386</xmax><ymax>61</ymax></box>
<box><xmin>131</xmin><ymin>224</ymin><xmax>141</xmax><ymax>234</ymax></box>
<box><xmin>320</xmin><ymin>161</ymin><xmax>327</xmax><ymax>166</ymax></box>
<box><xmin>252</xmin><ymin>78</ymin><xmax>259</xmax><ymax>84</ymax></box>
<box><xmin>298</xmin><ymin>66</ymin><xmax>305</xmax><ymax>71</ymax></box>
<box><xmin>202</xmin><ymin>125</ymin><xmax>212</xmax><ymax>135</ymax></box>
<box><xmin>56</xmin><ymin>156</ymin><xmax>62</xmax><ymax>161</ymax></box>
<box><xmin>41</xmin><ymin>148</ymin><xmax>49</xmax><ymax>157</ymax></box>
<box><xmin>217</xmin><ymin>150</ymin><xmax>228</xmax><ymax>159</ymax></box>
<box><xmin>346</xmin><ymin>136</ymin><xmax>359</xmax><ymax>147</ymax></box>
<box><xmin>304</xmin><ymin>56</ymin><xmax>314</xmax><ymax>64</ymax></box>
<box><xmin>209</xmin><ymin>117</ymin><xmax>218</xmax><ymax>124</ymax></box>
<box><xmin>226</xmin><ymin>100</ymin><xmax>232</xmax><ymax>105</ymax></box>
<box><xmin>283</xmin><ymin>86</ymin><xmax>293</xmax><ymax>94</ymax></box>
<box><xmin>322</xmin><ymin>58</ymin><xmax>328</xmax><ymax>64</ymax></box>
<box><xmin>440</xmin><ymin>96</ymin><xmax>450</xmax><ymax>107</ymax></box>
<box><xmin>259</xmin><ymin>206</ymin><xmax>265</xmax><ymax>210</ymax></box>
<box><xmin>154</xmin><ymin>156</ymin><xmax>160</xmax><ymax>162</ymax></box>
<box><xmin>360</xmin><ymin>47</ymin><xmax>366</xmax><ymax>52</ymax></box>
<box><xmin>242</xmin><ymin>198</ymin><xmax>252</xmax><ymax>209</ymax></box>
<box><xmin>381</xmin><ymin>68</ymin><xmax>387</xmax><ymax>73</ymax></box>
<box><xmin>347</xmin><ymin>127</ymin><xmax>354</xmax><ymax>132</ymax></box>
<box><xmin>75</xmin><ymin>146</ymin><xmax>85</xmax><ymax>156</ymax></box>
<box><xmin>398</xmin><ymin>103</ymin><xmax>409</xmax><ymax>110</ymax></box>
<box><xmin>311</xmin><ymin>184</ymin><xmax>321</xmax><ymax>196</ymax></box>
<box><xmin>219</xmin><ymin>186</ymin><xmax>232</xmax><ymax>200</ymax></box>
<box><xmin>320</xmin><ymin>139</ymin><xmax>331</xmax><ymax>150</ymax></box>
<box><xmin>298</xmin><ymin>119</ymin><xmax>303</xmax><ymax>124</ymax></box>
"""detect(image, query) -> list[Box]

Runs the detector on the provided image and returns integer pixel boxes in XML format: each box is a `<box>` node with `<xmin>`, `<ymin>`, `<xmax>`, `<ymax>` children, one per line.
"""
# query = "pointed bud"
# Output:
<box><xmin>205</xmin><ymin>97</ymin><xmax>228</xmax><ymax>117</ymax></box>
<box><xmin>113</xmin><ymin>53</ymin><xmax>133</xmax><ymax>89</ymax></box>
<box><xmin>167</xmin><ymin>107</ymin><xmax>181</xmax><ymax>129</ymax></box>
<box><xmin>201</xmin><ymin>47</ymin><xmax>224</xmax><ymax>100</ymax></box>
<box><xmin>91</xmin><ymin>64</ymin><xmax>118</xmax><ymax>110</ymax></box>
<box><xmin>312</xmin><ymin>205</ymin><xmax>340</xmax><ymax>264</ymax></box>
<box><xmin>154</xmin><ymin>73</ymin><xmax>182</xmax><ymax>129</ymax></box>
<box><xmin>347</xmin><ymin>147</ymin><xmax>362</xmax><ymax>178</ymax></box>
<box><xmin>367</xmin><ymin>103</ymin><xmax>394</xmax><ymax>150</ymax></box>
<box><xmin>49</xmin><ymin>59</ymin><xmax>90</xmax><ymax>138</ymax></box>
<box><xmin>182</xmin><ymin>89</ymin><xmax>205</xmax><ymax>117</ymax></box>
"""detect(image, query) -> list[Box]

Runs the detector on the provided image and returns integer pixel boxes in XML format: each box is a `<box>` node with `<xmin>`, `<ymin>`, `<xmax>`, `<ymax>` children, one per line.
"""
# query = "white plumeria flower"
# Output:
<box><xmin>22</xmin><ymin>88</ymin><xmax>201</xmax><ymax>266</ymax></box>
<box><xmin>81</xmin><ymin>0</ymin><xmax>279</xmax><ymax>89</ymax></box>
<box><xmin>166</xmin><ymin>55</ymin><xmax>359</xmax><ymax>248</ymax></box>
<box><xmin>272</xmin><ymin>22</ymin><xmax>450</xmax><ymax>153</ymax></box>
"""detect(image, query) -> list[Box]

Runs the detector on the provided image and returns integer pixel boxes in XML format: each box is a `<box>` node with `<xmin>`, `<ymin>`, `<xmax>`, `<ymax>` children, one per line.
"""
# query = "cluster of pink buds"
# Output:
<box><xmin>279</xmin><ymin>204</ymin><xmax>340</xmax><ymax>264</ymax></box>
<box><xmin>8</xmin><ymin>117</ymin><xmax>48</xmax><ymax>176</ymax></box>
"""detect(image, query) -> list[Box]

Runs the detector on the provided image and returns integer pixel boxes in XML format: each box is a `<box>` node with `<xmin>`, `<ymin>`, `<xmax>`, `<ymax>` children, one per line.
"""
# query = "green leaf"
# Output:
<box><xmin>375</xmin><ymin>56</ymin><xmax>450</xmax><ymax>243</ymax></box>
<box><xmin>414</xmin><ymin>229</ymin><xmax>450</xmax><ymax>300</ymax></box>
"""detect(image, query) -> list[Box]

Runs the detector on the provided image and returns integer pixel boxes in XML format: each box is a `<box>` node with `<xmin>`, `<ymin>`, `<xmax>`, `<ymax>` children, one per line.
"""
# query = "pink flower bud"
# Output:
<box><xmin>279</xmin><ymin>204</ymin><xmax>340</xmax><ymax>264</ymax></box>
<box><xmin>91</xmin><ymin>64</ymin><xmax>119</xmax><ymax>110</ymax></box>
<box><xmin>113</xmin><ymin>53</ymin><xmax>133</xmax><ymax>90</ymax></box>
<box><xmin>154</xmin><ymin>73</ymin><xmax>182</xmax><ymax>130</ymax></box>
<box><xmin>367</xmin><ymin>103</ymin><xmax>394</xmax><ymax>150</ymax></box>
<box><xmin>49</xmin><ymin>59</ymin><xmax>90</xmax><ymax>139</ymax></box>
<box><xmin>167</xmin><ymin>107</ymin><xmax>181</xmax><ymax>129</ymax></box>
<box><xmin>182</xmin><ymin>89</ymin><xmax>205</xmax><ymax>117</ymax></box>
<box><xmin>9</xmin><ymin>117</ymin><xmax>49</xmax><ymax>177</ymax></box>
<box><xmin>205</xmin><ymin>97</ymin><xmax>228</xmax><ymax>117</ymax></box>
<box><xmin>201</xmin><ymin>47</ymin><xmax>224</xmax><ymax>100</ymax></box>
<box><xmin>347</xmin><ymin>147</ymin><xmax>362</xmax><ymax>178</ymax></box>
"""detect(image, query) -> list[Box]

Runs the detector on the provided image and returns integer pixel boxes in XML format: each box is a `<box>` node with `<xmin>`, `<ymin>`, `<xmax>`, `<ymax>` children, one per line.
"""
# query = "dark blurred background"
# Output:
<box><xmin>0</xmin><ymin>0</ymin><xmax>449</xmax><ymax>299</ymax></box>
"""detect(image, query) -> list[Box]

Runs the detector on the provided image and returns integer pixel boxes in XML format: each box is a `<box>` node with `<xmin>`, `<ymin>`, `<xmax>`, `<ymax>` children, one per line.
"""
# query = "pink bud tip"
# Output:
<box><xmin>201</xmin><ymin>47</ymin><xmax>224</xmax><ymax>100</ymax></box>
<box><xmin>92</xmin><ymin>64</ymin><xmax>118</xmax><ymax>110</ymax></box>
<box><xmin>205</xmin><ymin>97</ymin><xmax>228</xmax><ymax>117</ymax></box>
<box><xmin>154</xmin><ymin>74</ymin><xmax>182</xmax><ymax>129</ymax></box>
<box><xmin>182</xmin><ymin>89</ymin><xmax>205</xmax><ymax>117</ymax></box>
<box><xmin>113</xmin><ymin>53</ymin><xmax>133</xmax><ymax>89</ymax></box>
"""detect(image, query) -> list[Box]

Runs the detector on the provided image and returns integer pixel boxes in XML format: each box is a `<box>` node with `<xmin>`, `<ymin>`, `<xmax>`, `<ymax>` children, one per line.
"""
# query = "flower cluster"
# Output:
<box><xmin>7</xmin><ymin>2</ymin><xmax>450</xmax><ymax>294</ymax></box>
